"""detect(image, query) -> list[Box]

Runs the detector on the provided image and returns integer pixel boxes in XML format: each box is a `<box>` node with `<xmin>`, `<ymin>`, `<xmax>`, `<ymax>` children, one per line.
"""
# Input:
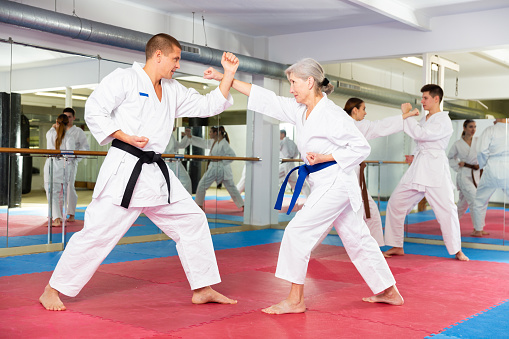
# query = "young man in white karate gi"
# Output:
<box><xmin>383</xmin><ymin>84</ymin><xmax>469</xmax><ymax>261</ymax></box>
<box><xmin>40</xmin><ymin>33</ymin><xmax>239</xmax><ymax>311</ymax></box>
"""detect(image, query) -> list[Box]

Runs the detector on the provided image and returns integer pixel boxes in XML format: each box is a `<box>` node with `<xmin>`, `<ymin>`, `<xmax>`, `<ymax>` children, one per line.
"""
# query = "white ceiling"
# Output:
<box><xmin>111</xmin><ymin>0</ymin><xmax>509</xmax><ymax>79</ymax></box>
<box><xmin>115</xmin><ymin>0</ymin><xmax>509</xmax><ymax>37</ymax></box>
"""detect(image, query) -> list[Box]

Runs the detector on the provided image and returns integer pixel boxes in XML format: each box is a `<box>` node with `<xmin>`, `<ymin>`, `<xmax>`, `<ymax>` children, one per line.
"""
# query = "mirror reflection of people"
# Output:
<box><xmin>60</xmin><ymin>107</ymin><xmax>90</xmax><ymax>222</ymax></box>
<box><xmin>447</xmin><ymin>119</ymin><xmax>482</xmax><ymax>234</ymax></box>
<box><xmin>279</xmin><ymin>129</ymin><xmax>310</xmax><ymax>199</ymax></box>
<box><xmin>165</xmin><ymin>127</ymin><xmax>192</xmax><ymax>193</ymax></box>
<box><xmin>44</xmin><ymin>114</ymin><xmax>75</xmax><ymax>227</ymax></box>
<box><xmin>383</xmin><ymin>84</ymin><xmax>469</xmax><ymax>261</ymax></box>
<box><xmin>39</xmin><ymin>33</ymin><xmax>238</xmax><ymax>311</ymax></box>
<box><xmin>184</xmin><ymin>126</ymin><xmax>244</xmax><ymax>211</ymax></box>
<box><xmin>345</xmin><ymin>98</ymin><xmax>418</xmax><ymax>246</ymax></box>
<box><xmin>471</xmin><ymin>118</ymin><xmax>509</xmax><ymax>237</ymax></box>
<box><xmin>203</xmin><ymin>57</ymin><xmax>404</xmax><ymax>314</ymax></box>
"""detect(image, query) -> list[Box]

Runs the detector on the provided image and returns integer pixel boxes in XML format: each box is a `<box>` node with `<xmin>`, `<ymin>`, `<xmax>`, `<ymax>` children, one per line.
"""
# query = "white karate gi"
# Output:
<box><xmin>279</xmin><ymin>136</ymin><xmax>310</xmax><ymax>197</ymax></box>
<box><xmin>354</xmin><ymin>115</ymin><xmax>404</xmax><ymax>246</ymax></box>
<box><xmin>384</xmin><ymin>111</ymin><xmax>462</xmax><ymax>255</ymax></box>
<box><xmin>44</xmin><ymin>130</ymin><xmax>75</xmax><ymax>221</ymax></box>
<box><xmin>447</xmin><ymin>137</ymin><xmax>481</xmax><ymax>222</ymax></box>
<box><xmin>165</xmin><ymin>133</ymin><xmax>192</xmax><ymax>194</ymax></box>
<box><xmin>48</xmin><ymin>125</ymin><xmax>90</xmax><ymax>217</ymax></box>
<box><xmin>472</xmin><ymin>122</ymin><xmax>509</xmax><ymax>231</ymax></box>
<box><xmin>188</xmin><ymin>136</ymin><xmax>244</xmax><ymax>208</ymax></box>
<box><xmin>248</xmin><ymin>85</ymin><xmax>396</xmax><ymax>294</ymax></box>
<box><xmin>49</xmin><ymin>62</ymin><xmax>233</xmax><ymax>297</ymax></box>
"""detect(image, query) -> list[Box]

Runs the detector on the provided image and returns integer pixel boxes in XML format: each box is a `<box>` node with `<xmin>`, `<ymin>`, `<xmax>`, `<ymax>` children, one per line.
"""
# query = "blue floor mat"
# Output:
<box><xmin>428</xmin><ymin>299</ymin><xmax>509</xmax><ymax>338</ymax></box>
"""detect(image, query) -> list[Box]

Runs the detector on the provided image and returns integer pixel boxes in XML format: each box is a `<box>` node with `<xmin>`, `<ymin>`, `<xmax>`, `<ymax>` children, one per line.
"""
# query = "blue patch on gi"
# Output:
<box><xmin>139</xmin><ymin>92</ymin><xmax>149</xmax><ymax>97</ymax></box>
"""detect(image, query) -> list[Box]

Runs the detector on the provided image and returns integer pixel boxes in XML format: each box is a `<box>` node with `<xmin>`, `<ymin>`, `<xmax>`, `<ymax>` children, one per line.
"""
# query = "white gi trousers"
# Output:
<box><xmin>275</xmin><ymin>183</ymin><xmax>395</xmax><ymax>295</ymax></box>
<box><xmin>456</xmin><ymin>171</ymin><xmax>479</xmax><ymax>221</ymax></box>
<box><xmin>49</xmin><ymin>193</ymin><xmax>221</xmax><ymax>297</ymax></box>
<box><xmin>66</xmin><ymin>162</ymin><xmax>78</xmax><ymax>216</ymax></box>
<box><xmin>362</xmin><ymin>195</ymin><xmax>385</xmax><ymax>247</ymax></box>
<box><xmin>194</xmin><ymin>164</ymin><xmax>244</xmax><ymax>208</ymax></box>
<box><xmin>472</xmin><ymin>159</ymin><xmax>509</xmax><ymax>231</ymax></box>
<box><xmin>44</xmin><ymin>181</ymin><xmax>65</xmax><ymax>221</ymax></box>
<box><xmin>384</xmin><ymin>182</ymin><xmax>462</xmax><ymax>255</ymax></box>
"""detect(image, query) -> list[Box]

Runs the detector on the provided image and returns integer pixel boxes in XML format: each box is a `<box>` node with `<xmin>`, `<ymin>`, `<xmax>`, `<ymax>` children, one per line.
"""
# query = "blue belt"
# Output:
<box><xmin>275</xmin><ymin>160</ymin><xmax>337</xmax><ymax>215</ymax></box>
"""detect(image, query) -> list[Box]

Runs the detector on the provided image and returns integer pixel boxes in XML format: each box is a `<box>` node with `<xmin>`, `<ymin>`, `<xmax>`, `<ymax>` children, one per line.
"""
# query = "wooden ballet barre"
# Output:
<box><xmin>281</xmin><ymin>158</ymin><xmax>406</xmax><ymax>164</ymax></box>
<box><xmin>0</xmin><ymin>147</ymin><xmax>261</xmax><ymax>162</ymax></box>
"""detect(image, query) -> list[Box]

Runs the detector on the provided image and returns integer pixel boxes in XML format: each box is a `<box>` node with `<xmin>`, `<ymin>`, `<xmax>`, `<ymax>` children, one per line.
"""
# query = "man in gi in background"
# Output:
<box><xmin>383</xmin><ymin>84</ymin><xmax>469</xmax><ymax>261</ymax></box>
<box><xmin>40</xmin><ymin>33</ymin><xmax>239</xmax><ymax>311</ymax></box>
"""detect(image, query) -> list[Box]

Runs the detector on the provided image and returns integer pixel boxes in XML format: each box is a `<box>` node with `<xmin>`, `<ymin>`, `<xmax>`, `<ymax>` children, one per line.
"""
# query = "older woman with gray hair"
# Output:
<box><xmin>204</xmin><ymin>58</ymin><xmax>403</xmax><ymax>314</ymax></box>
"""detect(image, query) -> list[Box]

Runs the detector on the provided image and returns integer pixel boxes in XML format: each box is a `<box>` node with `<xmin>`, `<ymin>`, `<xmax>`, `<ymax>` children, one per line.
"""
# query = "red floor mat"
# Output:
<box><xmin>2</xmin><ymin>244</ymin><xmax>509</xmax><ymax>338</ymax></box>
<box><xmin>409</xmin><ymin>209</ymin><xmax>508</xmax><ymax>239</ymax></box>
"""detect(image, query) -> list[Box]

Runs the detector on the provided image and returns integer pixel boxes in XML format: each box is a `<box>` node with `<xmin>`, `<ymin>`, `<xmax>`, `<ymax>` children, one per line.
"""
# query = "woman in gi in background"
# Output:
<box><xmin>345</xmin><ymin>98</ymin><xmax>418</xmax><ymax>246</ymax></box>
<box><xmin>44</xmin><ymin>114</ymin><xmax>75</xmax><ymax>226</ymax></box>
<box><xmin>203</xmin><ymin>58</ymin><xmax>404</xmax><ymax>314</ymax></box>
<box><xmin>447</xmin><ymin>119</ymin><xmax>483</xmax><ymax>236</ymax></box>
<box><xmin>185</xmin><ymin>126</ymin><xmax>244</xmax><ymax>211</ymax></box>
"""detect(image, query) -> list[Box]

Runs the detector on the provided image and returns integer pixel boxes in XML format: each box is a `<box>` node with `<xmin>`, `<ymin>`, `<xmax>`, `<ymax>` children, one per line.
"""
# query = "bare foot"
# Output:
<box><xmin>362</xmin><ymin>285</ymin><xmax>404</xmax><ymax>306</ymax></box>
<box><xmin>192</xmin><ymin>286</ymin><xmax>237</xmax><ymax>304</ymax></box>
<box><xmin>261</xmin><ymin>298</ymin><xmax>306</xmax><ymax>314</ymax></box>
<box><xmin>470</xmin><ymin>230</ymin><xmax>489</xmax><ymax>237</ymax></box>
<box><xmin>66</xmin><ymin>215</ymin><xmax>75</xmax><ymax>222</ymax></box>
<box><xmin>455</xmin><ymin>251</ymin><xmax>469</xmax><ymax>261</ymax></box>
<box><xmin>39</xmin><ymin>284</ymin><xmax>66</xmax><ymax>311</ymax></box>
<box><xmin>383</xmin><ymin>247</ymin><xmax>404</xmax><ymax>258</ymax></box>
<box><xmin>52</xmin><ymin>218</ymin><xmax>62</xmax><ymax>227</ymax></box>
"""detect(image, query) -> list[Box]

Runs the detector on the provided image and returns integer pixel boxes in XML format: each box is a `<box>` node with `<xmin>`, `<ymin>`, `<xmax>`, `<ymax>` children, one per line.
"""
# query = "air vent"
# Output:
<box><xmin>338</xmin><ymin>81</ymin><xmax>361</xmax><ymax>91</ymax></box>
<box><xmin>181</xmin><ymin>44</ymin><xmax>200</xmax><ymax>54</ymax></box>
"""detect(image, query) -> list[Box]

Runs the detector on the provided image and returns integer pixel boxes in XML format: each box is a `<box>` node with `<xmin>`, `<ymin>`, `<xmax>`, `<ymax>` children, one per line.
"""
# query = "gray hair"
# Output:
<box><xmin>285</xmin><ymin>58</ymin><xmax>334</xmax><ymax>95</ymax></box>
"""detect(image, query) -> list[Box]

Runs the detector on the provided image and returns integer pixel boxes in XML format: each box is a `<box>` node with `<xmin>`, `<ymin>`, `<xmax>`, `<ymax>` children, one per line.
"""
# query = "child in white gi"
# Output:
<box><xmin>383</xmin><ymin>84</ymin><xmax>469</xmax><ymax>261</ymax></box>
<box><xmin>40</xmin><ymin>33</ymin><xmax>239</xmax><ymax>311</ymax></box>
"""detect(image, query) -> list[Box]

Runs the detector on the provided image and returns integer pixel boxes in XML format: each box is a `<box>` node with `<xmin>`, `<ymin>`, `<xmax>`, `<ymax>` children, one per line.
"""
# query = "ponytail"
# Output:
<box><xmin>55</xmin><ymin>114</ymin><xmax>69</xmax><ymax>150</ymax></box>
<box><xmin>218</xmin><ymin>126</ymin><xmax>229</xmax><ymax>143</ymax></box>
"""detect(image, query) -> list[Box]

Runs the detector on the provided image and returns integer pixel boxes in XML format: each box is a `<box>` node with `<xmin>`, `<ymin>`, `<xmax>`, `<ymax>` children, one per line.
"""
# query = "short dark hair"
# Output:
<box><xmin>280</xmin><ymin>130</ymin><xmax>287</xmax><ymax>136</ymax></box>
<box><xmin>63</xmin><ymin>107</ymin><xmax>75</xmax><ymax>117</ymax></box>
<box><xmin>145</xmin><ymin>33</ymin><xmax>182</xmax><ymax>60</ymax></box>
<box><xmin>421</xmin><ymin>84</ymin><xmax>443</xmax><ymax>103</ymax></box>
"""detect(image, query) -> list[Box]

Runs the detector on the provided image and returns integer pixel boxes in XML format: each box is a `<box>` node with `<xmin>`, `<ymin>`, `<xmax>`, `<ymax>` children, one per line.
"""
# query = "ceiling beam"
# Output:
<box><xmin>347</xmin><ymin>0</ymin><xmax>430</xmax><ymax>31</ymax></box>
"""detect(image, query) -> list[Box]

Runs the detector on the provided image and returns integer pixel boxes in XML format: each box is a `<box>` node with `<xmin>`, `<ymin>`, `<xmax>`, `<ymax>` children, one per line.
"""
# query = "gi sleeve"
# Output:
<box><xmin>447</xmin><ymin>142</ymin><xmax>461</xmax><ymax>172</ymax></box>
<box><xmin>247</xmin><ymin>85</ymin><xmax>301</xmax><ymax>124</ymax></box>
<box><xmin>476</xmin><ymin>126</ymin><xmax>493</xmax><ymax>169</ymax></box>
<box><xmin>174</xmin><ymin>83</ymin><xmax>233</xmax><ymax>118</ymax></box>
<box><xmin>85</xmin><ymin>69</ymin><xmax>127</xmax><ymax>146</ymax></box>
<box><xmin>189</xmin><ymin>135</ymin><xmax>214</xmax><ymax>149</ymax></box>
<box><xmin>403</xmin><ymin>115</ymin><xmax>453</xmax><ymax>141</ymax></box>
<box><xmin>46</xmin><ymin>128</ymin><xmax>56</xmax><ymax>150</ymax></box>
<box><xmin>328</xmin><ymin>115</ymin><xmax>371</xmax><ymax>173</ymax></box>
<box><xmin>355</xmin><ymin>115</ymin><xmax>403</xmax><ymax>140</ymax></box>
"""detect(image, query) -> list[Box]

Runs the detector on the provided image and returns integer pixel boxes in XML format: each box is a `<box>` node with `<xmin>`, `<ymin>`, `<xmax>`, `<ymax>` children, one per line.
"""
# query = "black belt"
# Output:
<box><xmin>112</xmin><ymin>139</ymin><xmax>171</xmax><ymax>208</ymax></box>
